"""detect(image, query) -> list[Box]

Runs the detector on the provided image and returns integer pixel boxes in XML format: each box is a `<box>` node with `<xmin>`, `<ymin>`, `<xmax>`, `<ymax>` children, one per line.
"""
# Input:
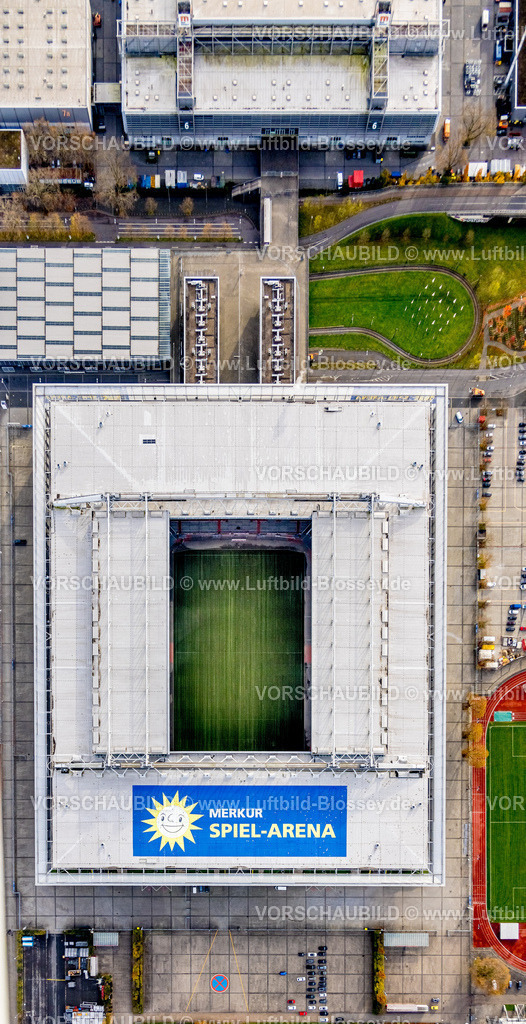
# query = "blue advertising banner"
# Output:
<box><xmin>132</xmin><ymin>785</ymin><xmax>347</xmax><ymax>858</ymax></box>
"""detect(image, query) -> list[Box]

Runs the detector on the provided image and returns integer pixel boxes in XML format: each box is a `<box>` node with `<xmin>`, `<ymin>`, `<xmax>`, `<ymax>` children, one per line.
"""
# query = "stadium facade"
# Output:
<box><xmin>34</xmin><ymin>382</ymin><xmax>447</xmax><ymax>887</ymax></box>
<box><xmin>118</xmin><ymin>0</ymin><xmax>442</xmax><ymax>148</ymax></box>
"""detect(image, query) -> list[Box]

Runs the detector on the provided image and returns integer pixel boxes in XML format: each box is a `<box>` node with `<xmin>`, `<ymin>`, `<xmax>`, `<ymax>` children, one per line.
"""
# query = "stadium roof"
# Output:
<box><xmin>126</xmin><ymin>0</ymin><xmax>441</xmax><ymax>24</ymax></box>
<box><xmin>34</xmin><ymin>383</ymin><xmax>447</xmax><ymax>886</ymax></box>
<box><xmin>124</xmin><ymin>51</ymin><xmax>439</xmax><ymax>117</ymax></box>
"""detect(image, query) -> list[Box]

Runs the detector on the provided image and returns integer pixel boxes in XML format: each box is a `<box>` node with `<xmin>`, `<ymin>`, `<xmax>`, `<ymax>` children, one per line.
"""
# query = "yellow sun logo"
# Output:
<box><xmin>142</xmin><ymin>792</ymin><xmax>202</xmax><ymax>852</ymax></box>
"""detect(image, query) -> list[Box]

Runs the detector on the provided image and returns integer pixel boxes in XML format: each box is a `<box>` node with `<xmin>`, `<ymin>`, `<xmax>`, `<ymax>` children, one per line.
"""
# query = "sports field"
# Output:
<box><xmin>172</xmin><ymin>550</ymin><xmax>305</xmax><ymax>751</ymax></box>
<box><xmin>487</xmin><ymin>722</ymin><xmax>526</xmax><ymax>922</ymax></box>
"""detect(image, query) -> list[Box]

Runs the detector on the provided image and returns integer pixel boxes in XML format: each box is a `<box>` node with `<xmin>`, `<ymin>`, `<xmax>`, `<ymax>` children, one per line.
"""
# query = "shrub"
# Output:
<box><xmin>372</xmin><ymin>929</ymin><xmax>387</xmax><ymax>1014</ymax></box>
<box><xmin>101</xmin><ymin>973</ymin><xmax>113</xmax><ymax>1022</ymax></box>
<box><xmin>131</xmin><ymin>926</ymin><xmax>144</xmax><ymax>1013</ymax></box>
<box><xmin>16</xmin><ymin>932</ymin><xmax>23</xmax><ymax>1023</ymax></box>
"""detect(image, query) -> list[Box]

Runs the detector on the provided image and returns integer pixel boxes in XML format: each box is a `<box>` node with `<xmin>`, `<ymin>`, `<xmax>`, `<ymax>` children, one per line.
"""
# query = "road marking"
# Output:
<box><xmin>184</xmin><ymin>929</ymin><xmax>218</xmax><ymax>1012</ymax></box>
<box><xmin>229</xmin><ymin>929</ymin><xmax>249</xmax><ymax>1012</ymax></box>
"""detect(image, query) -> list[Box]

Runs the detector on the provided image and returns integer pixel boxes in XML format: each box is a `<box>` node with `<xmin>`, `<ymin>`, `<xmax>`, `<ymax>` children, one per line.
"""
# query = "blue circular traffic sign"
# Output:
<box><xmin>211</xmin><ymin>974</ymin><xmax>229</xmax><ymax>992</ymax></box>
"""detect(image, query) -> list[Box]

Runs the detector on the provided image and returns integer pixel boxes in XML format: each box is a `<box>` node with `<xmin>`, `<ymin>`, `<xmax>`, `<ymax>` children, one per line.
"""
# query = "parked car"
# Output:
<box><xmin>464</xmin><ymin>60</ymin><xmax>482</xmax><ymax>94</ymax></box>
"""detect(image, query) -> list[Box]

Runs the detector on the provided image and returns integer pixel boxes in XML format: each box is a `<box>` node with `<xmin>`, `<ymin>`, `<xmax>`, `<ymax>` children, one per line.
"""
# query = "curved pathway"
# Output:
<box><xmin>309</xmin><ymin>264</ymin><xmax>481</xmax><ymax>367</ymax></box>
<box><xmin>473</xmin><ymin>671</ymin><xmax>526</xmax><ymax>972</ymax></box>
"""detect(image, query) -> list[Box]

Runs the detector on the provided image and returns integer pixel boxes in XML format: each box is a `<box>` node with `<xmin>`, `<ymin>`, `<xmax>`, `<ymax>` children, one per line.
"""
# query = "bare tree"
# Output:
<box><xmin>23</xmin><ymin>169</ymin><xmax>62</xmax><ymax>212</ymax></box>
<box><xmin>94</xmin><ymin>149</ymin><xmax>138</xmax><ymax>215</ymax></box>
<box><xmin>23</xmin><ymin>119</ymin><xmax>95</xmax><ymax>172</ymax></box>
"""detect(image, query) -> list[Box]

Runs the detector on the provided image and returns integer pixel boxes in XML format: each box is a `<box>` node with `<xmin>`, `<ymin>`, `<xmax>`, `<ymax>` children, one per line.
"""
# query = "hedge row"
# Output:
<box><xmin>372</xmin><ymin>929</ymin><xmax>387</xmax><ymax>1014</ymax></box>
<box><xmin>131</xmin><ymin>926</ymin><xmax>144</xmax><ymax>1013</ymax></box>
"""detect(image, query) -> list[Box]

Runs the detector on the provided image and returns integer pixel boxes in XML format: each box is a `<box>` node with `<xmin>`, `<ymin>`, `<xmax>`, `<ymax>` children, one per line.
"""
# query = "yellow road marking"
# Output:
<box><xmin>184</xmin><ymin>929</ymin><xmax>218</xmax><ymax>1012</ymax></box>
<box><xmin>229</xmin><ymin>929</ymin><xmax>249</xmax><ymax>1013</ymax></box>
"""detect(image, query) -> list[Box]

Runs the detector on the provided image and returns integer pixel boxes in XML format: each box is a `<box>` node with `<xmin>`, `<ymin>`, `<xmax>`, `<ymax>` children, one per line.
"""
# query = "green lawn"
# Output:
<box><xmin>309</xmin><ymin>270</ymin><xmax>475</xmax><ymax>360</ymax></box>
<box><xmin>487</xmin><ymin>722</ymin><xmax>526</xmax><ymax>922</ymax></box>
<box><xmin>309</xmin><ymin>213</ymin><xmax>526</xmax><ymax>308</ymax></box>
<box><xmin>172</xmin><ymin>550</ymin><xmax>305</xmax><ymax>752</ymax></box>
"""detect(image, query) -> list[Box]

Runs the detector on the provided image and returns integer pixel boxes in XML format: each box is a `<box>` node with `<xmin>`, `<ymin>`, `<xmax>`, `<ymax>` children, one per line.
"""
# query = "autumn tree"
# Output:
<box><xmin>70</xmin><ymin>212</ymin><xmax>94</xmax><ymax>242</ymax></box>
<box><xmin>180</xmin><ymin>196</ymin><xmax>194</xmax><ymax>217</ymax></box>
<box><xmin>0</xmin><ymin>197</ymin><xmax>25</xmax><ymax>240</ymax></box>
<box><xmin>470</xmin><ymin>957</ymin><xmax>510</xmax><ymax>995</ymax></box>
<box><xmin>468</xmin><ymin>694</ymin><xmax>487</xmax><ymax>719</ymax></box>
<box><xmin>46</xmin><ymin>212</ymin><xmax>68</xmax><ymax>241</ymax></box>
<box><xmin>144</xmin><ymin>196</ymin><xmax>157</xmax><ymax>217</ymax></box>
<box><xmin>464</xmin><ymin>722</ymin><xmax>484</xmax><ymax>743</ymax></box>
<box><xmin>462</xmin><ymin>745</ymin><xmax>489</xmax><ymax>767</ymax></box>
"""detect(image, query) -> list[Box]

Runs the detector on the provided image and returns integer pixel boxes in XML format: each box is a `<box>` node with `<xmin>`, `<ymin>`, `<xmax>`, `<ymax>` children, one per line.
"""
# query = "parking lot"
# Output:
<box><xmin>147</xmin><ymin>928</ymin><xmax>367</xmax><ymax>1016</ymax></box>
<box><xmin>465</xmin><ymin>404</ymin><xmax>526</xmax><ymax>666</ymax></box>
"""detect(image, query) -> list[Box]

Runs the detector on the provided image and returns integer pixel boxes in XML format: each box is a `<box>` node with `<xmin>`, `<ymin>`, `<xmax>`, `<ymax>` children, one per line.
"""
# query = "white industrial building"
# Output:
<box><xmin>0</xmin><ymin>0</ymin><xmax>91</xmax><ymax>129</ymax></box>
<box><xmin>34</xmin><ymin>382</ymin><xmax>447</xmax><ymax>886</ymax></box>
<box><xmin>0</xmin><ymin>248</ymin><xmax>170</xmax><ymax>363</ymax></box>
<box><xmin>118</xmin><ymin>0</ymin><xmax>441</xmax><ymax>147</ymax></box>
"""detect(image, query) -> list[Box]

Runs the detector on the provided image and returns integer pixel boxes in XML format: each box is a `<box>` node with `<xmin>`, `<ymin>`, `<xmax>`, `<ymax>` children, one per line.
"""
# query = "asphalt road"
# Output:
<box><xmin>23</xmin><ymin>934</ymin><xmax>65</xmax><ymax>1024</ymax></box>
<box><xmin>302</xmin><ymin>183</ymin><xmax>526</xmax><ymax>254</ymax></box>
<box><xmin>1</xmin><ymin>371</ymin><xmax>170</xmax><ymax>410</ymax></box>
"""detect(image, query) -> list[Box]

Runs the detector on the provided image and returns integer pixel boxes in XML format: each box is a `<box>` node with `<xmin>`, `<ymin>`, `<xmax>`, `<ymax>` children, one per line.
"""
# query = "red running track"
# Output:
<box><xmin>473</xmin><ymin>670</ymin><xmax>526</xmax><ymax>970</ymax></box>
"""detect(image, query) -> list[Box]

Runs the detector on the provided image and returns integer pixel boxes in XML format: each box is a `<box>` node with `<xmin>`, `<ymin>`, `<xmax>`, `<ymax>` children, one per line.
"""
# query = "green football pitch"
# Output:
<box><xmin>171</xmin><ymin>550</ymin><xmax>305</xmax><ymax>751</ymax></box>
<box><xmin>487</xmin><ymin>722</ymin><xmax>526</xmax><ymax>922</ymax></box>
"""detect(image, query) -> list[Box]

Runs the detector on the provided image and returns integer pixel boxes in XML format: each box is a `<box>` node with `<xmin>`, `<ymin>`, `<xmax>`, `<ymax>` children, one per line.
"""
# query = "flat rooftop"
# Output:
<box><xmin>125</xmin><ymin>0</ymin><xmax>441</xmax><ymax>24</ymax></box>
<box><xmin>388</xmin><ymin>55</ymin><xmax>440</xmax><ymax>112</ymax></box>
<box><xmin>124</xmin><ymin>51</ymin><xmax>440</xmax><ymax>116</ymax></box>
<box><xmin>0</xmin><ymin>0</ymin><xmax>90</xmax><ymax>110</ymax></box>
<box><xmin>33</xmin><ymin>384</ymin><xmax>447</xmax><ymax>886</ymax></box>
<box><xmin>194</xmin><ymin>54</ymin><xmax>368</xmax><ymax>112</ymax></box>
<box><xmin>123</xmin><ymin>55</ymin><xmax>176</xmax><ymax>114</ymax></box>
<box><xmin>0</xmin><ymin>247</ymin><xmax>170</xmax><ymax>361</ymax></box>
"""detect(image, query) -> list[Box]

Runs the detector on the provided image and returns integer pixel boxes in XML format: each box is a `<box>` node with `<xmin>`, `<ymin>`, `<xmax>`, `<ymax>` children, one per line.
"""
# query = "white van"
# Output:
<box><xmin>481</xmin><ymin>8</ymin><xmax>490</xmax><ymax>28</ymax></box>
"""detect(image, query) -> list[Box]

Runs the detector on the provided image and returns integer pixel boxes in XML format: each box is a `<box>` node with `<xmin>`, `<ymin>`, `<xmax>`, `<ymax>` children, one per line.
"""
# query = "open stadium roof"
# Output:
<box><xmin>34</xmin><ymin>383</ymin><xmax>447</xmax><ymax>886</ymax></box>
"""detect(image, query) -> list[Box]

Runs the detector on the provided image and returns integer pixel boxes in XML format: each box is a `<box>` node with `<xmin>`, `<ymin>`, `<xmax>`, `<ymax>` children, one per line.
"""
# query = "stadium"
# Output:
<box><xmin>118</xmin><ymin>0</ymin><xmax>442</xmax><ymax>149</ymax></box>
<box><xmin>33</xmin><ymin>382</ymin><xmax>447</xmax><ymax>886</ymax></box>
